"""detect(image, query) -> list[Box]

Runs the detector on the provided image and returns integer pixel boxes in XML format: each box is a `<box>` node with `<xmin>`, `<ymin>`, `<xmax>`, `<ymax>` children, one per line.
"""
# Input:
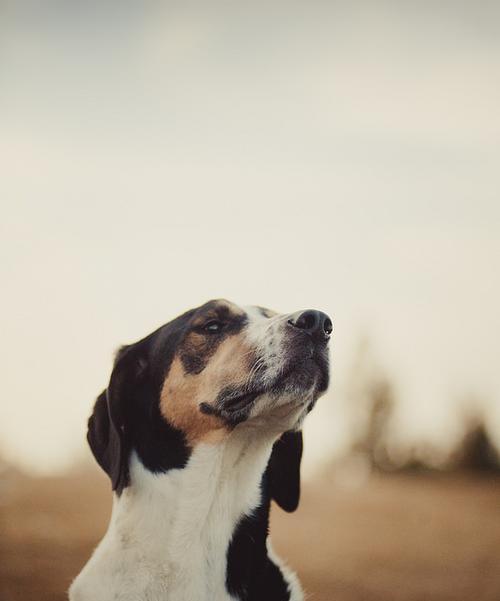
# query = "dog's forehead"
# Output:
<box><xmin>193</xmin><ymin>298</ymin><xmax>247</xmax><ymax>320</ymax></box>
<box><xmin>191</xmin><ymin>300</ymin><xmax>278</xmax><ymax>324</ymax></box>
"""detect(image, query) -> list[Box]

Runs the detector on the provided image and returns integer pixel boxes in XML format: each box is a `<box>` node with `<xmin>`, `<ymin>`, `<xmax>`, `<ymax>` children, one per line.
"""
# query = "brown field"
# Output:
<box><xmin>1</xmin><ymin>468</ymin><xmax>499</xmax><ymax>601</ymax></box>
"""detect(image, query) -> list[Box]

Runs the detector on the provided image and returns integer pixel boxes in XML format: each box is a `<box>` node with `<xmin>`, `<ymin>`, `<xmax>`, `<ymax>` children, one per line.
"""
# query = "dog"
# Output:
<box><xmin>70</xmin><ymin>299</ymin><xmax>332</xmax><ymax>601</ymax></box>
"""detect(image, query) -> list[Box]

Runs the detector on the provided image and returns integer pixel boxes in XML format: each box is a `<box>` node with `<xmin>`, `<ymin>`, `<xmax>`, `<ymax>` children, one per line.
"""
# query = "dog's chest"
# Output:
<box><xmin>154</xmin><ymin>445</ymin><xmax>264</xmax><ymax>600</ymax></box>
<box><xmin>71</xmin><ymin>441</ymin><xmax>270</xmax><ymax>601</ymax></box>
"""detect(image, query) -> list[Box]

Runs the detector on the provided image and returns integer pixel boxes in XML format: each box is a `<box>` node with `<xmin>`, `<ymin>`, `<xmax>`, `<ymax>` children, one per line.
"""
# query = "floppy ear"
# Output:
<box><xmin>267</xmin><ymin>430</ymin><xmax>303</xmax><ymax>512</ymax></box>
<box><xmin>87</xmin><ymin>345</ymin><xmax>143</xmax><ymax>494</ymax></box>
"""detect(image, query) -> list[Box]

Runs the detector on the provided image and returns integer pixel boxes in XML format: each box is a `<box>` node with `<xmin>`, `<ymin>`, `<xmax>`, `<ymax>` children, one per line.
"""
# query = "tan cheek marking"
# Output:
<box><xmin>159</xmin><ymin>334</ymin><xmax>256</xmax><ymax>445</ymax></box>
<box><xmin>160</xmin><ymin>357</ymin><xmax>226</xmax><ymax>445</ymax></box>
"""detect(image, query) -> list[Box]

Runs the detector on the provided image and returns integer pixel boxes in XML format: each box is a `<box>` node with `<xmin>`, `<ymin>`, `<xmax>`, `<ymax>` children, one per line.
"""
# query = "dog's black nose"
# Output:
<box><xmin>288</xmin><ymin>310</ymin><xmax>333</xmax><ymax>341</ymax></box>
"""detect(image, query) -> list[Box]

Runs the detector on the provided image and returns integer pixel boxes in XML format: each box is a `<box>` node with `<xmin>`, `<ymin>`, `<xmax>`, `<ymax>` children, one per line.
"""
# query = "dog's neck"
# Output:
<box><xmin>120</xmin><ymin>425</ymin><xmax>276</xmax><ymax>544</ymax></box>
<box><xmin>93</xmin><ymin>426</ymin><xmax>279</xmax><ymax>601</ymax></box>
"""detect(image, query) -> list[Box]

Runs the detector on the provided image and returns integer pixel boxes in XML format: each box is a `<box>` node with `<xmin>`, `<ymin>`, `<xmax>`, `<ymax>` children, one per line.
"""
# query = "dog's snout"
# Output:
<box><xmin>288</xmin><ymin>310</ymin><xmax>332</xmax><ymax>341</ymax></box>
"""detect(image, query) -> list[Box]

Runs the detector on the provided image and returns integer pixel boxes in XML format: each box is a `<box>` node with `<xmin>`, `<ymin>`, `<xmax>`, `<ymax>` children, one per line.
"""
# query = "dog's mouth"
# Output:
<box><xmin>200</xmin><ymin>353</ymin><xmax>328</xmax><ymax>426</ymax></box>
<box><xmin>199</xmin><ymin>389</ymin><xmax>263</xmax><ymax>424</ymax></box>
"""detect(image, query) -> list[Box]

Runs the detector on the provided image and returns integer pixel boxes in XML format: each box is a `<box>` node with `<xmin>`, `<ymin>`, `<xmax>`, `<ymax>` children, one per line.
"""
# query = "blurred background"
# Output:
<box><xmin>1</xmin><ymin>1</ymin><xmax>499</xmax><ymax>600</ymax></box>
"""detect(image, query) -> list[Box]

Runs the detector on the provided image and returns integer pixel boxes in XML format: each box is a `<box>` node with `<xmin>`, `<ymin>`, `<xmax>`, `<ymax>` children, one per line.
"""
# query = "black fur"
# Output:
<box><xmin>87</xmin><ymin>310</ymin><xmax>197</xmax><ymax>493</ymax></box>
<box><xmin>87</xmin><ymin>390</ymin><xmax>125</xmax><ymax>492</ymax></box>
<box><xmin>267</xmin><ymin>430</ymin><xmax>303</xmax><ymax>513</ymax></box>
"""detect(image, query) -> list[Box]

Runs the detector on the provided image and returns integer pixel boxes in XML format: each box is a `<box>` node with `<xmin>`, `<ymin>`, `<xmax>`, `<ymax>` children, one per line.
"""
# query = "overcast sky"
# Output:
<box><xmin>1</xmin><ymin>1</ymin><xmax>499</xmax><ymax>474</ymax></box>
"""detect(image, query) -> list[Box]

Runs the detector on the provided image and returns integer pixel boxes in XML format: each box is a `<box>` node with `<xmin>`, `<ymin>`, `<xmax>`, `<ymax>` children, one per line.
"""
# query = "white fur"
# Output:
<box><xmin>70</xmin><ymin>423</ymin><xmax>303</xmax><ymax>601</ymax></box>
<box><xmin>244</xmin><ymin>307</ymin><xmax>318</xmax><ymax>430</ymax></box>
<box><xmin>244</xmin><ymin>306</ymin><xmax>290</xmax><ymax>388</ymax></box>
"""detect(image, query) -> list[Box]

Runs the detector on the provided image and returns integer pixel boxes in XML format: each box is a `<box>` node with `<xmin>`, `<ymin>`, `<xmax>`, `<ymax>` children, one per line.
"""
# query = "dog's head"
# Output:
<box><xmin>88</xmin><ymin>299</ymin><xmax>332</xmax><ymax>510</ymax></box>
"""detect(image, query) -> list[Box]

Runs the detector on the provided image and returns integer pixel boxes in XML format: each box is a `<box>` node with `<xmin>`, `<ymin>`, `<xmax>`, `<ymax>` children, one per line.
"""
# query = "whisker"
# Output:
<box><xmin>247</xmin><ymin>357</ymin><xmax>266</xmax><ymax>384</ymax></box>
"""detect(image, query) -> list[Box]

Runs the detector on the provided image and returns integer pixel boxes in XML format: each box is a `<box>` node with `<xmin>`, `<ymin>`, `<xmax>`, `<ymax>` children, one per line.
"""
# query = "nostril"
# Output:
<box><xmin>323</xmin><ymin>317</ymin><xmax>333</xmax><ymax>336</ymax></box>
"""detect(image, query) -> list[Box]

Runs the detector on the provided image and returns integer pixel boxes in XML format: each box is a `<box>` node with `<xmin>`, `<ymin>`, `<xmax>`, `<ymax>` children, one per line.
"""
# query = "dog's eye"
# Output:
<box><xmin>204</xmin><ymin>320</ymin><xmax>223</xmax><ymax>333</ymax></box>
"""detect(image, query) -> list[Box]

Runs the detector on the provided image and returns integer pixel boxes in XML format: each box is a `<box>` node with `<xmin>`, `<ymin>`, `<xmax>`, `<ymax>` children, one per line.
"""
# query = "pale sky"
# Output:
<box><xmin>1</xmin><ymin>1</ymin><xmax>499</xmax><ymax>474</ymax></box>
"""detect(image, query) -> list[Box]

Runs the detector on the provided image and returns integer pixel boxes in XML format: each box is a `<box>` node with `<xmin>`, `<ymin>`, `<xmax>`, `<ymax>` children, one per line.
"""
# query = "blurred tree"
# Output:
<box><xmin>451</xmin><ymin>421</ymin><xmax>500</xmax><ymax>472</ymax></box>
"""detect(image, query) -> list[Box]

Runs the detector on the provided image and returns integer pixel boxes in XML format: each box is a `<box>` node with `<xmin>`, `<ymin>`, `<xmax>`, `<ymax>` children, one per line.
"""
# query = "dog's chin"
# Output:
<box><xmin>270</xmin><ymin>363</ymin><xmax>317</xmax><ymax>396</ymax></box>
<box><xmin>250</xmin><ymin>358</ymin><xmax>327</xmax><ymax>422</ymax></box>
<box><xmin>270</xmin><ymin>355</ymin><xmax>328</xmax><ymax>397</ymax></box>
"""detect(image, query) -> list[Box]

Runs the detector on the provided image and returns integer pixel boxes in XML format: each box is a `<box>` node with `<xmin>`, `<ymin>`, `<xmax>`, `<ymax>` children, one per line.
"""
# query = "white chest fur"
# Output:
<box><xmin>69</xmin><ymin>428</ymin><xmax>296</xmax><ymax>601</ymax></box>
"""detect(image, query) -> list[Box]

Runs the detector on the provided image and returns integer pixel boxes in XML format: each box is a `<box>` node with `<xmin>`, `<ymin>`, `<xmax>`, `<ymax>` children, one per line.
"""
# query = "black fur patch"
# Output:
<box><xmin>267</xmin><ymin>431</ymin><xmax>303</xmax><ymax>513</ymax></box>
